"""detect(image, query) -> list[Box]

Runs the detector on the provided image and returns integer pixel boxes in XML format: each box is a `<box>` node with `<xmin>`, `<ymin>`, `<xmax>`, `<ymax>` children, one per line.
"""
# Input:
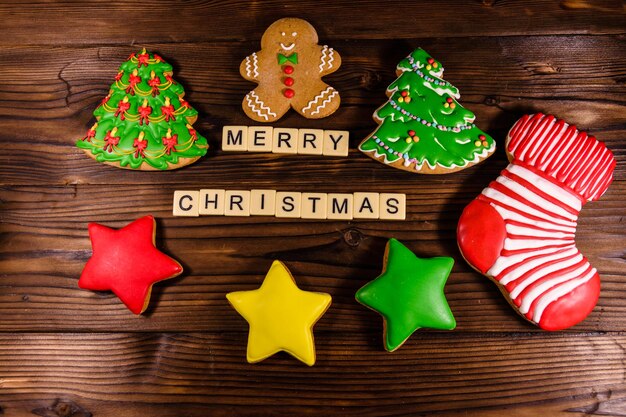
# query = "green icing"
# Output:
<box><xmin>355</xmin><ymin>238</ymin><xmax>456</xmax><ymax>352</ymax></box>
<box><xmin>76</xmin><ymin>50</ymin><xmax>208</xmax><ymax>170</ymax></box>
<box><xmin>359</xmin><ymin>48</ymin><xmax>494</xmax><ymax>171</ymax></box>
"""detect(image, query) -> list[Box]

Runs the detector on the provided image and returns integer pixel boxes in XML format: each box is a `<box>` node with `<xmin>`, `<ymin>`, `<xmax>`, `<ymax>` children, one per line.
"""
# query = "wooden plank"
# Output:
<box><xmin>0</xmin><ymin>0</ymin><xmax>624</xmax><ymax>47</ymax></box>
<box><xmin>1</xmin><ymin>36</ymin><xmax>625</xmax><ymax>185</ymax></box>
<box><xmin>0</xmin><ymin>332</ymin><xmax>625</xmax><ymax>416</ymax></box>
<box><xmin>1</xmin><ymin>182</ymin><xmax>624</xmax><ymax>332</ymax></box>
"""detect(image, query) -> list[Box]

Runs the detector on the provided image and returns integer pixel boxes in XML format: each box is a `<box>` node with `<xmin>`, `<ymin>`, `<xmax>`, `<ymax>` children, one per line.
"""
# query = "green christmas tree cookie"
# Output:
<box><xmin>76</xmin><ymin>49</ymin><xmax>208</xmax><ymax>170</ymax></box>
<box><xmin>359</xmin><ymin>48</ymin><xmax>495</xmax><ymax>174</ymax></box>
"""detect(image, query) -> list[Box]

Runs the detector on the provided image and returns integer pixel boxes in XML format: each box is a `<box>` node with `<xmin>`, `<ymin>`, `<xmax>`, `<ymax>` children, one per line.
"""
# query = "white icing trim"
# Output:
<box><xmin>455</xmin><ymin>138</ymin><xmax>471</xmax><ymax>145</ymax></box>
<box><xmin>433</xmin><ymin>137</ymin><xmax>447</xmax><ymax>151</ymax></box>
<box><xmin>280</xmin><ymin>42</ymin><xmax>295</xmax><ymax>51</ymax></box>
<box><xmin>319</xmin><ymin>46</ymin><xmax>334</xmax><ymax>73</ymax></box>
<box><xmin>424</xmin><ymin>82</ymin><xmax>459</xmax><ymax>99</ymax></box>
<box><xmin>302</xmin><ymin>87</ymin><xmax>337</xmax><ymax>115</ymax></box>
<box><xmin>245</xmin><ymin>91</ymin><xmax>276</xmax><ymax>121</ymax></box>
<box><xmin>360</xmin><ymin>136</ymin><xmax>495</xmax><ymax>172</ymax></box>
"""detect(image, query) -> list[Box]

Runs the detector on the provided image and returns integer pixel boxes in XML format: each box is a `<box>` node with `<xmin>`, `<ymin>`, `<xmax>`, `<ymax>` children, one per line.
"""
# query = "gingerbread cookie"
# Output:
<box><xmin>78</xmin><ymin>215</ymin><xmax>183</xmax><ymax>314</ymax></box>
<box><xmin>240</xmin><ymin>18</ymin><xmax>341</xmax><ymax>122</ymax></box>
<box><xmin>226</xmin><ymin>260</ymin><xmax>332</xmax><ymax>366</ymax></box>
<box><xmin>355</xmin><ymin>239</ymin><xmax>456</xmax><ymax>352</ymax></box>
<box><xmin>359</xmin><ymin>48</ymin><xmax>495</xmax><ymax>174</ymax></box>
<box><xmin>457</xmin><ymin>114</ymin><xmax>616</xmax><ymax>330</ymax></box>
<box><xmin>76</xmin><ymin>49</ymin><xmax>208</xmax><ymax>170</ymax></box>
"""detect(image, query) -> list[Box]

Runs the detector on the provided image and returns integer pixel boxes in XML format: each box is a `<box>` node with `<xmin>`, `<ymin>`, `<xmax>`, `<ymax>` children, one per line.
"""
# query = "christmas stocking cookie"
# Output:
<box><xmin>457</xmin><ymin>114</ymin><xmax>615</xmax><ymax>330</ymax></box>
<box><xmin>240</xmin><ymin>18</ymin><xmax>341</xmax><ymax>122</ymax></box>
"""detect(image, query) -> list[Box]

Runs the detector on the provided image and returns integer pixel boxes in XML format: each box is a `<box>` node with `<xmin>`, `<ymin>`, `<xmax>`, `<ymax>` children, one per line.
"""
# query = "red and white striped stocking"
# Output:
<box><xmin>457</xmin><ymin>113</ymin><xmax>615</xmax><ymax>330</ymax></box>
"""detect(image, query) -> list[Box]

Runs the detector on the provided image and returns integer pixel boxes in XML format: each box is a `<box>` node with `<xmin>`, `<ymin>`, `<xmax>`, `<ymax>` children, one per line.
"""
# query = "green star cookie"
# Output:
<box><xmin>355</xmin><ymin>238</ymin><xmax>456</xmax><ymax>352</ymax></box>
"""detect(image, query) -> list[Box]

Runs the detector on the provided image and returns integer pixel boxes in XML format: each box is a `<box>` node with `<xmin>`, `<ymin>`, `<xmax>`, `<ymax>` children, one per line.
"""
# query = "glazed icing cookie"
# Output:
<box><xmin>359</xmin><ymin>48</ymin><xmax>495</xmax><ymax>174</ymax></box>
<box><xmin>76</xmin><ymin>49</ymin><xmax>208</xmax><ymax>170</ymax></box>
<box><xmin>226</xmin><ymin>260</ymin><xmax>332</xmax><ymax>366</ymax></box>
<box><xmin>240</xmin><ymin>18</ymin><xmax>342</xmax><ymax>122</ymax></box>
<box><xmin>78</xmin><ymin>215</ymin><xmax>183</xmax><ymax>314</ymax></box>
<box><xmin>457</xmin><ymin>113</ymin><xmax>616</xmax><ymax>330</ymax></box>
<box><xmin>355</xmin><ymin>239</ymin><xmax>456</xmax><ymax>352</ymax></box>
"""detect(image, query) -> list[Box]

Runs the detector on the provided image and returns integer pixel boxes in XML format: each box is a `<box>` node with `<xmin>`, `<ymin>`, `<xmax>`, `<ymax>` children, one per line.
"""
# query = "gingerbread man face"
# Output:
<box><xmin>260</xmin><ymin>18</ymin><xmax>319</xmax><ymax>52</ymax></box>
<box><xmin>240</xmin><ymin>18</ymin><xmax>342</xmax><ymax>122</ymax></box>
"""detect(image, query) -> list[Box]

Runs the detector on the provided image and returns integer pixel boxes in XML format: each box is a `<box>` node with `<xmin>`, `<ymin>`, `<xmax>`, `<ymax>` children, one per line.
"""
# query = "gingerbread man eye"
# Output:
<box><xmin>281</xmin><ymin>32</ymin><xmax>286</xmax><ymax>36</ymax></box>
<box><xmin>292</xmin><ymin>32</ymin><xmax>297</xmax><ymax>36</ymax></box>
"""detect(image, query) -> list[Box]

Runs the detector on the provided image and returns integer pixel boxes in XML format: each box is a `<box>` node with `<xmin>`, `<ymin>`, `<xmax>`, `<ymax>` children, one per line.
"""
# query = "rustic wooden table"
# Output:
<box><xmin>1</xmin><ymin>1</ymin><xmax>625</xmax><ymax>416</ymax></box>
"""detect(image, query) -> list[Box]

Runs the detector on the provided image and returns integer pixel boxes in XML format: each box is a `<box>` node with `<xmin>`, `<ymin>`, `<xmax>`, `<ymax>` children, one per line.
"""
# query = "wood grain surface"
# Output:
<box><xmin>1</xmin><ymin>1</ymin><xmax>625</xmax><ymax>416</ymax></box>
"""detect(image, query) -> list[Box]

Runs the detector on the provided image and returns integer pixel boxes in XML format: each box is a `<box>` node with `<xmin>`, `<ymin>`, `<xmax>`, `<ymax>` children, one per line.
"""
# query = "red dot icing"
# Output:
<box><xmin>283</xmin><ymin>65</ymin><xmax>294</xmax><ymax>74</ymax></box>
<box><xmin>283</xmin><ymin>88</ymin><xmax>295</xmax><ymax>98</ymax></box>
<box><xmin>284</xmin><ymin>77</ymin><xmax>294</xmax><ymax>86</ymax></box>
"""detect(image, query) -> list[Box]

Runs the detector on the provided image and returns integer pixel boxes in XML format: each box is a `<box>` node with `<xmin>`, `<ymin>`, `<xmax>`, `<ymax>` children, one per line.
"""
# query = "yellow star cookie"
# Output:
<box><xmin>226</xmin><ymin>260</ymin><xmax>332</xmax><ymax>366</ymax></box>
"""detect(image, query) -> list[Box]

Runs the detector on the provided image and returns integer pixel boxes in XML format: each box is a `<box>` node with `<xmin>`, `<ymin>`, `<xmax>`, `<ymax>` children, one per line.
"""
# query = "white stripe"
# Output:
<box><xmin>511</xmin><ymin>253</ymin><xmax>584</xmax><ymax>300</ymax></box>
<box><xmin>489</xmin><ymin>204</ymin><xmax>577</xmax><ymax>234</ymax></box>
<box><xmin>532</xmin><ymin>268</ymin><xmax>597</xmax><ymax>322</ymax></box>
<box><xmin>568</xmin><ymin>140</ymin><xmax>598</xmax><ymax>190</ymax></box>
<box><xmin>551</xmin><ymin>134</ymin><xmax>579</xmax><ymax>175</ymax></box>
<box><xmin>487</xmin><ymin>245</ymin><xmax>576</xmax><ymax>277</ymax></box>
<box><xmin>503</xmin><ymin>237</ymin><xmax>573</xmax><ymax>252</ymax></box>
<box><xmin>541</xmin><ymin>125</ymin><xmax>575</xmax><ymax>169</ymax></box>
<box><xmin>525</xmin><ymin>121</ymin><xmax>555</xmax><ymax>163</ymax></box>
<box><xmin>519</xmin><ymin>261</ymin><xmax>590</xmax><ymax>315</ymax></box>
<box><xmin>497</xmin><ymin>247</ymin><xmax>578</xmax><ymax>285</ymax></box>
<box><xmin>531</xmin><ymin>122</ymin><xmax>567</xmax><ymax>167</ymax></box>
<box><xmin>496</xmin><ymin>176</ymin><xmax>576</xmax><ymax>220</ymax></box>
<box><xmin>483</xmin><ymin>188</ymin><xmax>574</xmax><ymax>227</ymax></box>
<box><xmin>507</xmin><ymin>164</ymin><xmax>581</xmax><ymax>212</ymax></box>
<box><xmin>505</xmin><ymin>223</ymin><xmax>575</xmax><ymax>240</ymax></box>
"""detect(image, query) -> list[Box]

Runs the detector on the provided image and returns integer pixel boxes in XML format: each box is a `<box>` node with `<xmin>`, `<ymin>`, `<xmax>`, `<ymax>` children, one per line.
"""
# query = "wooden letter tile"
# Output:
<box><xmin>323</xmin><ymin>130</ymin><xmax>350</xmax><ymax>157</ymax></box>
<box><xmin>275</xmin><ymin>192</ymin><xmax>302</xmax><ymax>218</ymax></box>
<box><xmin>272</xmin><ymin>128</ymin><xmax>299</xmax><ymax>154</ymax></box>
<box><xmin>199</xmin><ymin>189</ymin><xmax>225</xmax><ymax>215</ymax></box>
<box><xmin>173</xmin><ymin>190</ymin><xmax>200</xmax><ymax>217</ymax></box>
<box><xmin>380</xmin><ymin>193</ymin><xmax>406</xmax><ymax>220</ymax></box>
<box><xmin>222</xmin><ymin>126</ymin><xmax>248</xmax><ymax>151</ymax></box>
<box><xmin>298</xmin><ymin>129</ymin><xmax>324</xmax><ymax>155</ymax></box>
<box><xmin>224</xmin><ymin>190</ymin><xmax>251</xmax><ymax>216</ymax></box>
<box><xmin>353</xmin><ymin>192</ymin><xmax>380</xmax><ymax>219</ymax></box>
<box><xmin>250</xmin><ymin>189</ymin><xmax>277</xmax><ymax>216</ymax></box>
<box><xmin>301</xmin><ymin>193</ymin><xmax>328</xmax><ymax>219</ymax></box>
<box><xmin>327</xmin><ymin>193</ymin><xmax>354</xmax><ymax>220</ymax></box>
<box><xmin>248</xmin><ymin>126</ymin><xmax>273</xmax><ymax>152</ymax></box>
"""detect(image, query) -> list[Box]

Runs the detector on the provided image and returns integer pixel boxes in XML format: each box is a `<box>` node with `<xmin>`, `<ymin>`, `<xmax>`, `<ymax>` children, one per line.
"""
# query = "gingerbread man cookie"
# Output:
<box><xmin>240</xmin><ymin>18</ymin><xmax>342</xmax><ymax>122</ymax></box>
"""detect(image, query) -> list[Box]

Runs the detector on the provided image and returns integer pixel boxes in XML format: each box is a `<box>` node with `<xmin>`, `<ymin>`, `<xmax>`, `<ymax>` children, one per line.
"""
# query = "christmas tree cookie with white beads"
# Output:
<box><xmin>457</xmin><ymin>113</ymin><xmax>616</xmax><ymax>330</ymax></box>
<box><xmin>76</xmin><ymin>49</ymin><xmax>208</xmax><ymax>170</ymax></box>
<box><xmin>359</xmin><ymin>48</ymin><xmax>495</xmax><ymax>174</ymax></box>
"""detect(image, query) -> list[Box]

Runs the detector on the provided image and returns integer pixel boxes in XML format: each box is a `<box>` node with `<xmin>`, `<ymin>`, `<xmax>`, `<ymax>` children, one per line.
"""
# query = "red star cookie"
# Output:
<box><xmin>78</xmin><ymin>215</ymin><xmax>183</xmax><ymax>314</ymax></box>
